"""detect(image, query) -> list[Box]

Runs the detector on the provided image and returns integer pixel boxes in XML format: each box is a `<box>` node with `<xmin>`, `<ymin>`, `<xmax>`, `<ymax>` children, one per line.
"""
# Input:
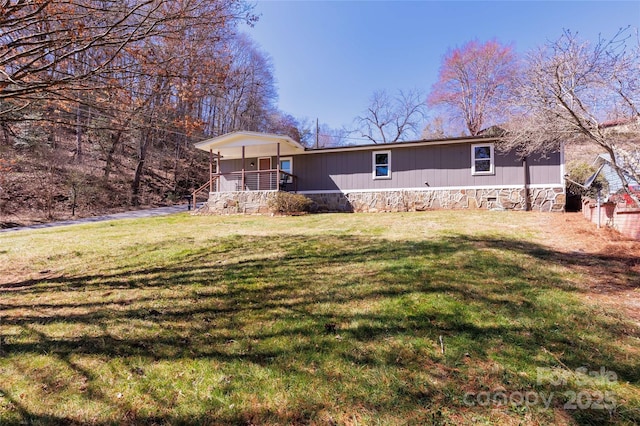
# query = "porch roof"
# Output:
<box><xmin>194</xmin><ymin>131</ymin><xmax>306</xmax><ymax>159</ymax></box>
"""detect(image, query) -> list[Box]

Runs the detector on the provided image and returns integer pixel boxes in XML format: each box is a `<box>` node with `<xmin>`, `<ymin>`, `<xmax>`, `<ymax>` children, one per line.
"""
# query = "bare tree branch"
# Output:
<box><xmin>502</xmin><ymin>27</ymin><xmax>640</xmax><ymax>203</ymax></box>
<box><xmin>1</xmin><ymin>0</ymin><xmax>254</xmax><ymax>104</ymax></box>
<box><xmin>357</xmin><ymin>89</ymin><xmax>426</xmax><ymax>144</ymax></box>
<box><xmin>428</xmin><ymin>39</ymin><xmax>518</xmax><ymax>136</ymax></box>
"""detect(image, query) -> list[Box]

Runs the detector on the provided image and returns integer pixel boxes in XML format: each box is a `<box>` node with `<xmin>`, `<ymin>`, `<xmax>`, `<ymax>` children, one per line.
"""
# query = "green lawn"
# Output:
<box><xmin>1</xmin><ymin>211</ymin><xmax>639</xmax><ymax>425</ymax></box>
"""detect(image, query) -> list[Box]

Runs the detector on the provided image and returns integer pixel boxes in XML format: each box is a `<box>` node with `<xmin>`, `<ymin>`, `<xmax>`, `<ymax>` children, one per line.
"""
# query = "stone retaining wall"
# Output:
<box><xmin>199</xmin><ymin>187</ymin><xmax>565</xmax><ymax>215</ymax></box>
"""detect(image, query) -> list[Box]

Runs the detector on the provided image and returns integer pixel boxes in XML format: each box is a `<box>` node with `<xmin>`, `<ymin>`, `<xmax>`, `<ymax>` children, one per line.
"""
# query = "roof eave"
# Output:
<box><xmin>301</xmin><ymin>135</ymin><xmax>501</xmax><ymax>154</ymax></box>
<box><xmin>194</xmin><ymin>131</ymin><xmax>306</xmax><ymax>153</ymax></box>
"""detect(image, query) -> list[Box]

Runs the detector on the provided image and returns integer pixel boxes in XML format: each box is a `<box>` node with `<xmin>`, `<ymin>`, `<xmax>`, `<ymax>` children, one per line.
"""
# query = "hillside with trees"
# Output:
<box><xmin>0</xmin><ymin>0</ymin><xmax>309</xmax><ymax>226</ymax></box>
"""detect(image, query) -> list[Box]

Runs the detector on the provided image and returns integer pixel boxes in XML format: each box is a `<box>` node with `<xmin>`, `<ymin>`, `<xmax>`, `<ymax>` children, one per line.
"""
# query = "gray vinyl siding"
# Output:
<box><xmin>292</xmin><ymin>143</ymin><xmax>561</xmax><ymax>192</ymax></box>
<box><xmin>216</xmin><ymin>143</ymin><xmax>562</xmax><ymax>192</ymax></box>
<box><xmin>526</xmin><ymin>154</ymin><xmax>563</xmax><ymax>186</ymax></box>
<box><xmin>220</xmin><ymin>159</ymin><xmax>243</xmax><ymax>174</ymax></box>
<box><xmin>218</xmin><ymin>159</ymin><xmax>242</xmax><ymax>192</ymax></box>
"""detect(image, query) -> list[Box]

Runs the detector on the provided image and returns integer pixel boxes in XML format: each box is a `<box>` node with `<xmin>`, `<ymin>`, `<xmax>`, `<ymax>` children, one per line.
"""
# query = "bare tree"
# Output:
<box><xmin>1</xmin><ymin>1</ymin><xmax>162</xmax><ymax>102</ymax></box>
<box><xmin>316</xmin><ymin>123</ymin><xmax>349</xmax><ymax>148</ymax></box>
<box><xmin>201</xmin><ymin>34</ymin><xmax>277</xmax><ymax>136</ymax></box>
<box><xmin>420</xmin><ymin>113</ymin><xmax>466</xmax><ymax>139</ymax></box>
<box><xmin>0</xmin><ymin>0</ymin><xmax>253</xmax><ymax>108</ymax></box>
<box><xmin>125</xmin><ymin>4</ymin><xmax>238</xmax><ymax>205</ymax></box>
<box><xmin>262</xmin><ymin>112</ymin><xmax>312</xmax><ymax>144</ymax></box>
<box><xmin>357</xmin><ymin>89</ymin><xmax>426</xmax><ymax>144</ymax></box>
<box><xmin>502</xmin><ymin>28</ymin><xmax>640</xmax><ymax>202</ymax></box>
<box><xmin>428</xmin><ymin>39</ymin><xmax>518</xmax><ymax>136</ymax></box>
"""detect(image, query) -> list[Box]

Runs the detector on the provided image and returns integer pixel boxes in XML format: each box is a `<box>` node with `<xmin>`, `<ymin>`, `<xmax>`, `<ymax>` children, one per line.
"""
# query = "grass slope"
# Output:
<box><xmin>0</xmin><ymin>211</ymin><xmax>639</xmax><ymax>425</ymax></box>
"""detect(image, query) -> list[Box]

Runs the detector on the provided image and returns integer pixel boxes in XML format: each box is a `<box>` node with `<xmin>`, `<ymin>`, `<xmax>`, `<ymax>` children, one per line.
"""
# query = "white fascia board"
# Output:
<box><xmin>299</xmin><ymin>137</ymin><xmax>500</xmax><ymax>155</ymax></box>
<box><xmin>194</xmin><ymin>131</ymin><xmax>304</xmax><ymax>150</ymax></box>
<box><xmin>298</xmin><ymin>184</ymin><xmax>565</xmax><ymax>195</ymax></box>
<box><xmin>194</xmin><ymin>131</ymin><xmax>305</xmax><ymax>157</ymax></box>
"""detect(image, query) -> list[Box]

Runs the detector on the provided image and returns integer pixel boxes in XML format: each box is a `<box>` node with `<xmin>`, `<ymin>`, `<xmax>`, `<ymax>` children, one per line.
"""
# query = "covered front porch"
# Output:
<box><xmin>192</xmin><ymin>131</ymin><xmax>306</xmax><ymax>206</ymax></box>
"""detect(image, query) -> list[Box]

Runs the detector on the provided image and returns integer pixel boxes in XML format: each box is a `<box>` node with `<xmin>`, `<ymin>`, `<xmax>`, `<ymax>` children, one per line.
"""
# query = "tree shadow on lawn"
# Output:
<box><xmin>1</xmin><ymin>233</ymin><xmax>639</xmax><ymax>425</ymax></box>
<box><xmin>462</xmin><ymin>234</ymin><xmax>640</xmax><ymax>293</ymax></box>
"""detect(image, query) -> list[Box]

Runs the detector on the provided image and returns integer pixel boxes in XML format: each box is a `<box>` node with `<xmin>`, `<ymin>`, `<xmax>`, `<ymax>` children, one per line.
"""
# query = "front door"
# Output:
<box><xmin>258</xmin><ymin>157</ymin><xmax>271</xmax><ymax>190</ymax></box>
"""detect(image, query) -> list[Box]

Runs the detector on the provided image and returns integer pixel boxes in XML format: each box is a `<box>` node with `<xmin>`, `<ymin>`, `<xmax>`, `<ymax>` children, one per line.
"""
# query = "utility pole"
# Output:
<box><xmin>315</xmin><ymin>118</ymin><xmax>319</xmax><ymax>149</ymax></box>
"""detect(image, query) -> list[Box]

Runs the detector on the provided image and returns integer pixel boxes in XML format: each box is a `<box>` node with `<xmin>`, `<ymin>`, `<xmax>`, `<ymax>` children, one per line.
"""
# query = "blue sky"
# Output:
<box><xmin>244</xmin><ymin>1</ymin><xmax>640</xmax><ymax>134</ymax></box>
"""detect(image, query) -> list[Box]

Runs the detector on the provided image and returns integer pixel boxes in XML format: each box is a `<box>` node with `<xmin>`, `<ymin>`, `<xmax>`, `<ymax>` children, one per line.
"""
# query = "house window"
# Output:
<box><xmin>280</xmin><ymin>157</ymin><xmax>293</xmax><ymax>183</ymax></box>
<box><xmin>373</xmin><ymin>150</ymin><xmax>391</xmax><ymax>179</ymax></box>
<box><xmin>471</xmin><ymin>143</ymin><xmax>494</xmax><ymax>175</ymax></box>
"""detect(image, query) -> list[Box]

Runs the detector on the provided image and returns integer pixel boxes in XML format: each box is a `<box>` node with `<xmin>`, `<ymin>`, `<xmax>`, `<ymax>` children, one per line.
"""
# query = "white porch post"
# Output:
<box><xmin>209</xmin><ymin>149</ymin><xmax>213</xmax><ymax>193</ymax></box>
<box><xmin>276</xmin><ymin>142</ymin><xmax>280</xmax><ymax>191</ymax></box>
<box><xmin>216</xmin><ymin>151</ymin><xmax>220</xmax><ymax>192</ymax></box>
<box><xmin>241</xmin><ymin>145</ymin><xmax>245</xmax><ymax>191</ymax></box>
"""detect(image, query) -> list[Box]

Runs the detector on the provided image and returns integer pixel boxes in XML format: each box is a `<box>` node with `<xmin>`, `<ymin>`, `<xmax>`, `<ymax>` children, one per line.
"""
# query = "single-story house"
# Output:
<box><xmin>193</xmin><ymin>131</ymin><xmax>565</xmax><ymax>213</ymax></box>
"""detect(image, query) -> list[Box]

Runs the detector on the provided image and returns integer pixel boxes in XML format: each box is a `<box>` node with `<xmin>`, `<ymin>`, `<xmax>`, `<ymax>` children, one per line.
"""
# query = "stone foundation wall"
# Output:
<box><xmin>305</xmin><ymin>187</ymin><xmax>565</xmax><ymax>213</ymax></box>
<box><xmin>529</xmin><ymin>188</ymin><xmax>567</xmax><ymax>212</ymax></box>
<box><xmin>202</xmin><ymin>191</ymin><xmax>277</xmax><ymax>214</ymax></box>
<box><xmin>198</xmin><ymin>187</ymin><xmax>565</xmax><ymax>215</ymax></box>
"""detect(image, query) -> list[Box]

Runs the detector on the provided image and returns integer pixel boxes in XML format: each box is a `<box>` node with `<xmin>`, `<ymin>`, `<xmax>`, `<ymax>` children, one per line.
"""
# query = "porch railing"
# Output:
<box><xmin>191</xmin><ymin>175</ymin><xmax>219</xmax><ymax>208</ymax></box>
<box><xmin>218</xmin><ymin>169</ymin><xmax>297</xmax><ymax>192</ymax></box>
<box><xmin>191</xmin><ymin>170</ymin><xmax>297</xmax><ymax>206</ymax></box>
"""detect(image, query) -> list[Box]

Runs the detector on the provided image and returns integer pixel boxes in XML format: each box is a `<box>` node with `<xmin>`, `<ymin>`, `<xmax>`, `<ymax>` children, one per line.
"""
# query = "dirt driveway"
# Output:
<box><xmin>0</xmin><ymin>204</ymin><xmax>190</xmax><ymax>233</ymax></box>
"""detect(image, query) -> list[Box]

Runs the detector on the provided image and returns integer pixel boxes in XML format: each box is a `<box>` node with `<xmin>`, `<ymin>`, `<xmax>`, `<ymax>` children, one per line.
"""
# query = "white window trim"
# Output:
<box><xmin>372</xmin><ymin>150</ymin><xmax>392</xmax><ymax>180</ymax></box>
<box><xmin>280</xmin><ymin>156</ymin><xmax>293</xmax><ymax>183</ymax></box>
<box><xmin>471</xmin><ymin>143</ymin><xmax>495</xmax><ymax>175</ymax></box>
